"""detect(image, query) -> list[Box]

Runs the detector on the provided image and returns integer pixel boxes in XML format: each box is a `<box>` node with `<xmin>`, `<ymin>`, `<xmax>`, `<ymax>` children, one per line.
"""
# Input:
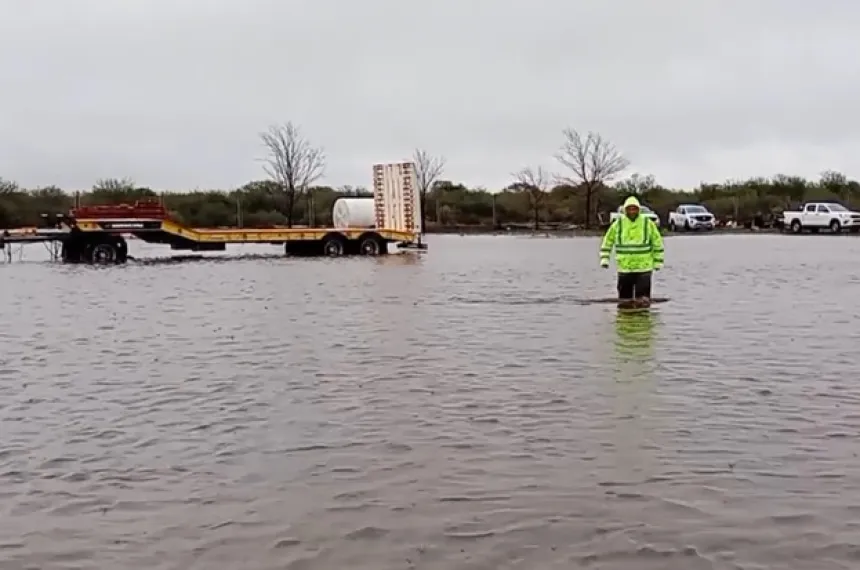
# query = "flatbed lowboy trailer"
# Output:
<box><xmin>1</xmin><ymin>162</ymin><xmax>427</xmax><ymax>264</ymax></box>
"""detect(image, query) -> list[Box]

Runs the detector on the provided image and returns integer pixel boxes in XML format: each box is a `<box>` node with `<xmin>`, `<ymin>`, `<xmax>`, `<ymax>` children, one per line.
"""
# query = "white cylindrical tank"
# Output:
<box><xmin>332</xmin><ymin>198</ymin><xmax>375</xmax><ymax>229</ymax></box>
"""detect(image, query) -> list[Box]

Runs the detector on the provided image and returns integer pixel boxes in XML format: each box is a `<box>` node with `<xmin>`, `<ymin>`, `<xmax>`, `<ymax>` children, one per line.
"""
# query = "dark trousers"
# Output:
<box><xmin>617</xmin><ymin>271</ymin><xmax>652</xmax><ymax>300</ymax></box>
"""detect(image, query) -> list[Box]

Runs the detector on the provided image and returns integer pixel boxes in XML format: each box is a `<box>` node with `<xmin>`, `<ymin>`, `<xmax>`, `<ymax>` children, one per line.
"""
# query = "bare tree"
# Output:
<box><xmin>413</xmin><ymin>148</ymin><xmax>446</xmax><ymax>231</ymax></box>
<box><xmin>512</xmin><ymin>166</ymin><xmax>551</xmax><ymax>231</ymax></box>
<box><xmin>555</xmin><ymin>128</ymin><xmax>629</xmax><ymax>228</ymax></box>
<box><xmin>260</xmin><ymin>121</ymin><xmax>326</xmax><ymax>227</ymax></box>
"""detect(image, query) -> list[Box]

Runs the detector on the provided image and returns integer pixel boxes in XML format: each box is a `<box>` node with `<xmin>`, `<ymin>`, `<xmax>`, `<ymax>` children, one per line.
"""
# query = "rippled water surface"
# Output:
<box><xmin>2</xmin><ymin>234</ymin><xmax>860</xmax><ymax>569</ymax></box>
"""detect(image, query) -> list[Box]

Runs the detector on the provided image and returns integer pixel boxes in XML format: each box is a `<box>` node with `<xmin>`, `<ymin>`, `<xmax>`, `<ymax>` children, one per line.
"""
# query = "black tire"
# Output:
<box><xmin>830</xmin><ymin>219</ymin><xmax>842</xmax><ymax>233</ymax></box>
<box><xmin>88</xmin><ymin>242</ymin><xmax>118</xmax><ymax>264</ymax></box>
<box><xmin>321</xmin><ymin>234</ymin><xmax>346</xmax><ymax>257</ymax></box>
<box><xmin>668</xmin><ymin>221</ymin><xmax>676</xmax><ymax>232</ymax></box>
<box><xmin>790</xmin><ymin>219</ymin><xmax>802</xmax><ymax>234</ymax></box>
<box><xmin>358</xmin><ymin>233</ymin><xmax>385</xmax><ymax>256</ymax></box>
<box><xmin>684</xmin><ymin>220</ymin><xmax>690</xmax><ymax>231</ymax></box>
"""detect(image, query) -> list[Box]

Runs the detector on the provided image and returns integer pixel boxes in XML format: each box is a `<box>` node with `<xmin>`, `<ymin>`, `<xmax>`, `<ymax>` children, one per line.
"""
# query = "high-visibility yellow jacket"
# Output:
<box><xmin>600</xmin><ymin>197</ymin><xmax>665</xmax><ymax>273</ymax></box>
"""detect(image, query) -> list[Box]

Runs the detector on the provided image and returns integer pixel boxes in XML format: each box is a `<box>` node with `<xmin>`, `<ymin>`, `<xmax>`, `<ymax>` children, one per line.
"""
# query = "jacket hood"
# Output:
<box><xmin>623</xmin><ymin>196</ymin><xmax>641</xmax><ymax>208</ymax></box>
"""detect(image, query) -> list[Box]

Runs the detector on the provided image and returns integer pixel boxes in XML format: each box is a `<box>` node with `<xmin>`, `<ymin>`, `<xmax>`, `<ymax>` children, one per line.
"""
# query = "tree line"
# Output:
<box><xmin>2</xmin><ymin>122</ymin><xmax>859</xmax><ymax>231</ymax></box>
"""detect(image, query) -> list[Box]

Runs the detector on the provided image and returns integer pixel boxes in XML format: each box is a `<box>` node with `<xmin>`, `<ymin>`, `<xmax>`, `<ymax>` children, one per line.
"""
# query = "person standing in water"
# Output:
<box><xmin>599</xmin><ymin>196</ymin><xmax>665</xmax><ymax>302</ymax></box>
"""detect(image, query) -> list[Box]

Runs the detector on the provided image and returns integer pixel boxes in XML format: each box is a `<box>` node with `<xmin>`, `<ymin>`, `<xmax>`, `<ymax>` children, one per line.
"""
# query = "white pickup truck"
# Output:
<box><xmin>668</xmin><ymin>204</ymin><xmax>715</xmax><ymax>231</ymax></box>
<box><xmin>782</xmin><ymin>202</ymin><xmax>860</xmax><ymax>234</ymax></box>
<box><xmin>608</xmin><ymin>203</ymin><xmax>661</xmax><ymax>227</ymax></box>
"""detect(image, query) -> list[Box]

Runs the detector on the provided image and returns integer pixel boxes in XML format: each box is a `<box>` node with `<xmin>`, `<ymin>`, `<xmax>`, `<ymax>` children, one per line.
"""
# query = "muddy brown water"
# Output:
<box><xmin>1</xmin><ymin>234</ymin><xmax>860</xmax><ymax>569</ymax></box>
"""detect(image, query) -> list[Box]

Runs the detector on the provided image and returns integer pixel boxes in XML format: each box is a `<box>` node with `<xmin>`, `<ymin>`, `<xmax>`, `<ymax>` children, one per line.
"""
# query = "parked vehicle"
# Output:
<box><xmin>668</xmin><ymin>204</ymin><xmax>715</xmax><ymax>231</ymax></box>
<box><xmin>608</xmin><ymin>203</ymin><xmax>661</xmax><ymax>227</ymax></box>
<box><xmin>781</xmin><ymin>202</ymin><xmax>860</xmax><ymax>234</ymax></box>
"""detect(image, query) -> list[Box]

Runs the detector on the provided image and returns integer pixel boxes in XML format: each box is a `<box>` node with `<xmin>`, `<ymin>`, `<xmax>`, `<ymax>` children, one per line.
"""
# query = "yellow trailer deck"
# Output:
<box><xmin>158</xmin><ymin>220</ymin><xmax>418</xmax><ymax>245</ymax></box>
<box><xmin>74</xmin><ymin>218</ymin><xmax>418</xmax><ymax>245</ymax></box>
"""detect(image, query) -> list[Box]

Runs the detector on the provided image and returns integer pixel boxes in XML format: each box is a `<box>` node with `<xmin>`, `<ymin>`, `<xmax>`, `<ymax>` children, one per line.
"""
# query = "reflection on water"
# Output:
<box><xmin>613</xmin><ymin>308</ymin><xmax>659</xmax><ymax>365</ymax></box>
<box><xmin>610</xmin><ymin>308</ymin><xmax>661</xmax><ymax>486</ymax></box>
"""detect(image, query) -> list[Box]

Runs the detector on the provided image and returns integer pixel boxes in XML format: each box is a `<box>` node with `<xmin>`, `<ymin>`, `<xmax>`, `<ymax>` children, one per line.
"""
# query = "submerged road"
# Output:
<box><xmin>1</xmin><ymin>234</ymin><xmax>859</xmax><ymax>569</ymax></box>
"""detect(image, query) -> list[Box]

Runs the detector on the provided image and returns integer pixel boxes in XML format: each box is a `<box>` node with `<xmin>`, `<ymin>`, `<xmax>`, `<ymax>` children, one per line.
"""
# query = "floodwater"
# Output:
<box><xmin>1</xmin><ymin>234</ymin><xmax>860</xmax><ymax>570</ymax></box>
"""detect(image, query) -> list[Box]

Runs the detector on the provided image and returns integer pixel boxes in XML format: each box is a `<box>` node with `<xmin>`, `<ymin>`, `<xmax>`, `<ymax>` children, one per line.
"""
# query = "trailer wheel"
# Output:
<box><xmin>89</xmin><ymin>242</ymin><xmax>118</xmax><ymax>264</ymax></box>
<box><xmin>358</xmin><ymin>233</ymin><xmax>385</xmax><ymax>256</ymax></box>
<box><xmin>790</xmin><ymin>219</ymin><xmax>802</xmax><ymax>234</ymax></box>
<box><xmin>321</xmin><ymin>234</ymin><xmax>346</xmax><ymax>257</ymax></box>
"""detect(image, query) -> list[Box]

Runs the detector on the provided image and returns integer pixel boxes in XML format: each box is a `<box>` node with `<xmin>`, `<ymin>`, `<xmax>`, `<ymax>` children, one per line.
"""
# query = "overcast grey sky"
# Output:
<box><xmin>1</xmin><ymin>0</ymin><xmax>858</xmax><ymax>191</ymax></box>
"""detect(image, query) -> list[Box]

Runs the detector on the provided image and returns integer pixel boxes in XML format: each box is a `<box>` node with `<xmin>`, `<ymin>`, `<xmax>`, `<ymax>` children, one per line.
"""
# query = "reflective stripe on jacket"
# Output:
<box><xmin>599</xmin><ymin>215</ymin><xmax>665</xmax><ymax>273</ymax></box>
